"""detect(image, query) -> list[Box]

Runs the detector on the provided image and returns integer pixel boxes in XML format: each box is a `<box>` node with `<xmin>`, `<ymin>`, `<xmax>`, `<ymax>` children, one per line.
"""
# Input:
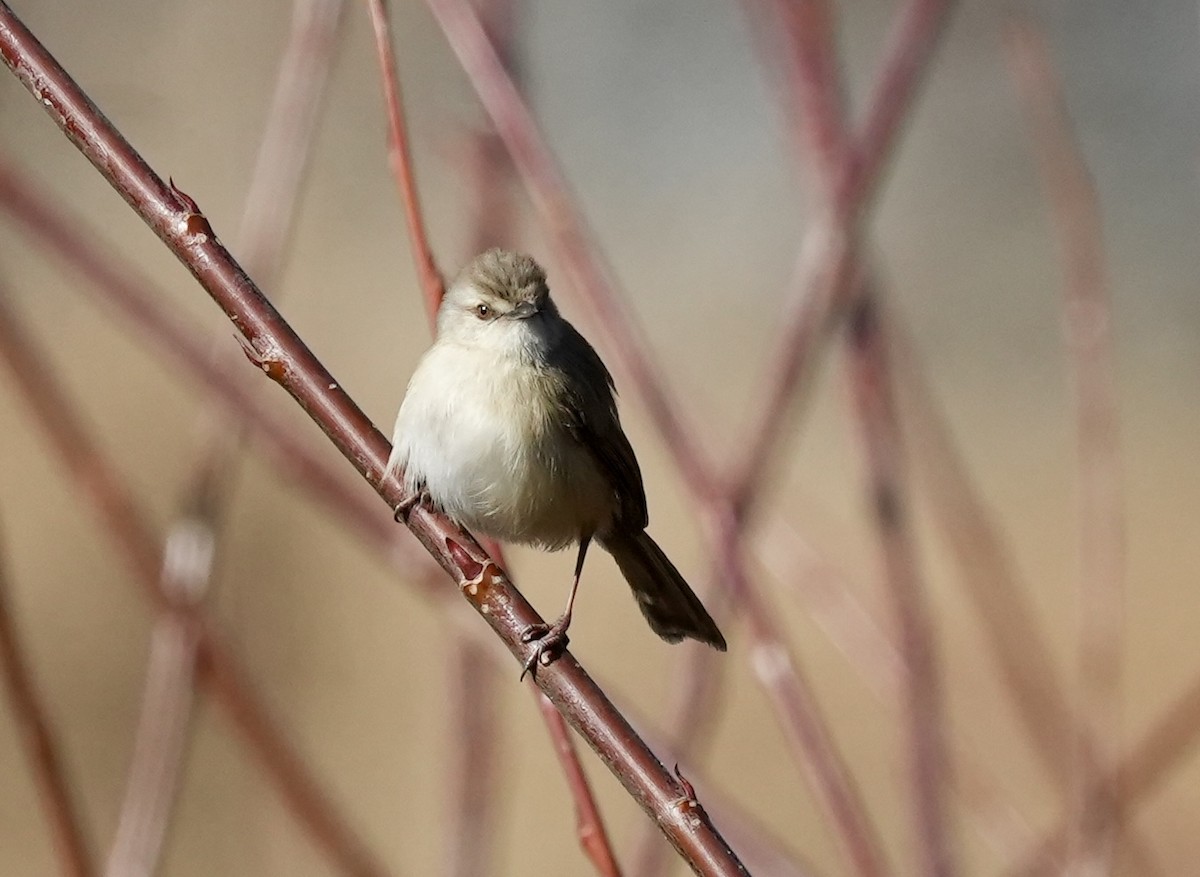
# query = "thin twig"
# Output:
<box><xmin>0</xmin><ymin>7</ymin><xmax>749</xmax><ymax>873</ymax></box>
<box><xmin>421</xmin><ymin>0</ymin><xmax>716</xmax><ymax>498</ymax></box>
<box><xmin>0</xmin><ymin>161</ymin><xmax>439</xmax><ymax>592</ymax></box>
<box><xmin>365</xmin><ymin>0</ymin><xmax>444</xmax><ymax>316</ymax></box>
<box><xmin>758</xmin><ymin>514</ymin><xmax>1045</xmax><ymax>862</ymax></box>
<box><xmin>889</xmin><ymin>320</ymin><xmax>1076</xmax><ymax>791</ymax></box>
<box><xmin>1010</xmin><ymin>667</ymin><xmax>1200</xmax><ymax>876</ymax></box>
<box><xmin>106</xmin><ymin>3</ymin><xmax>346</xmax><ymax>873</ymax></box>
<box><xmin>720</xmin><ymin>523</ymin><xmax>890</xmax><ymax>877</ymax></box>
<box><xmin>103</xmin><ymin>526</ymin><xmax>205</xmax><ymax>877</ymax></box>
<box><xmin>536</xmin><ymin>692</ymin><xmax>623</xmax><ymax>877</ymax></box>
<box><xmin>442</xmin><ymin>638</ymin><xmax>502</xmax><ymax>877</ymax></box>
<box><xmin>0</xmin><ymin>503</ymin><xmax>95</xmax><ymax>877</ymax></box>
<box><xmin>740</xmin><ymin>3</ymin><xmax>959</xmax><ymax>871</ymax></box>
<box><xmin>0</xmin><ymin>290</ymin><xmax>393</xmax><ymax>877</ymax></box>
<box><xmin>1007</xmin><ymin>20</ymin><xmax>1126</xmax><ymax>877</ymax></box>
<box><xmin>730</xmin><ymin>0</ymin><xmax>958</xmax><ymax>517</ymax></box>
<box><xmin>844</xmin><ymin>292</ymin><xmax>955</xmax><ymax>877</ymax></box>
<box><xmin>373</xmin><ymin>1</ymin><xmax>628</xmax><ymax>869</ymax></box>
<box><xmin>422</xmin><ymin>4</ymin><xmax>888</xmax><ymax>873</ymax></box>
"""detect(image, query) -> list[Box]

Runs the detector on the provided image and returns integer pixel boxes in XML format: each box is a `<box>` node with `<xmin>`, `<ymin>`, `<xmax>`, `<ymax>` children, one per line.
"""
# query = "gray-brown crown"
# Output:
<box><xmin>458</xmin><ymin>248</ymin><xmax>548</xmax><ymax>304</ymax></box>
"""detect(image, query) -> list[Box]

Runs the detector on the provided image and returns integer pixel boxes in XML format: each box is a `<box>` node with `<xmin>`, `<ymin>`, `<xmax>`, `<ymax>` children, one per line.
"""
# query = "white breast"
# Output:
<box><xmin>388</xmin><ymin>341</ymin><xmax>615</xmax><ymax>550</ymax></box>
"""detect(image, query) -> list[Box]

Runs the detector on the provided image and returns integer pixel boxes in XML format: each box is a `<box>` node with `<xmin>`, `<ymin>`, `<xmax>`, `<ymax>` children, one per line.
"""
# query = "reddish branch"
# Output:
<box><xmin>0</xmin><ymin>505</ymin><xmax>95</xmax><ymax>877</ymax></box>
<box><xmin>365</xmin><ymin>0</ymin><xmax>444</xmax><ymax>317</ymax></box>
<box><xmin>1011</xmin><ymin>667</ymin><xmax>1200</xmax><ymax>876</ymax></box>
<box><xmin>0</xmin><ymin>5</ymin><xmax>747</xmax><ymax>873</ymax></box>
<box><xmin>369</xmin><ymin>2</ymin><xmax>624</xmax><ymax>871</ymax></box>
<box><xmin>890</xmin><ymin>325</ymin><xmax>1077</xmax><ymax>789</ymax></box>
<box><xmin>0</xmin><ymin>289</ymin><xmax>391</xmax><ymax>877</ymax></box>
<box><xmin>419</xmin><ymin>3</ymin><xmax>896</xmax><ymax>874</ymax></box>
<box><xmin>844</xmin><ymin>293</ymin><xmax>954</xmax><ymax>877</ymax></box>
<box><xmin>537</xmin><ymin>693</ymin><xmax>624</xmax><ymax>877</ymax></box>
<box><xmin>730</xmin><ymin>0</ymin><xmax>957</xmax><ymax>516</ymax></box>
<box><xmin>1007</xmin><ymin>20</ymin><xmax>1126</xmax><ymax>876</ymax></box>
<box><xmin>739</xmin><ymin>2</ymin><xmax>960</xmax><ymax>874</ymax></box>
<box><xmin>421</xmin><ymin>0</ymin><xmax>716</xmax><ymax>498</ymax></box>
<box><xmin>106</xmin><ymin>2</ymin><xmax>347</xmax><ymax>873</ymax></box>
<box><xmin>0</xmin><ymin>161</ymin><xmax>442</xmax><ymax>595</ymax></box>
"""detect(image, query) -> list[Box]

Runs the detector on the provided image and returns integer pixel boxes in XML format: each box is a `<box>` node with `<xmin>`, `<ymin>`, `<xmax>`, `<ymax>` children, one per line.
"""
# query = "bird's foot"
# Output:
<box><xmin>519</xmin><ymin>616</ymin><xmax>571</xmax><ymax>680</ymax></box>
<box><xmin>393</xmin><ymin>487</ymin><xmax>430</xmax><ymax>523</ymax></box>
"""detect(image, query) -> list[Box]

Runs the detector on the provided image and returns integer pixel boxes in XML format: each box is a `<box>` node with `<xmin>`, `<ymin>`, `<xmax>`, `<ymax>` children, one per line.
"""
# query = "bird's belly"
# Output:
<box><xmin>394</xmin><ymin>351</ymin><xmax>614</xmax><ymax>549</ymax></box>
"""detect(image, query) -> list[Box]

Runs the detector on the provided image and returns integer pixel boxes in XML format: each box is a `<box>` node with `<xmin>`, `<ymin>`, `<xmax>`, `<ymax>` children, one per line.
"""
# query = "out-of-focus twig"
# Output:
<box><xmin>0</xmin><ymin>157</ymin><xmax>444</xmax><ymax>594</ymax></box>
<box><xmin>536</xmin><ymin>692</ymin><xmax>623</xmax><ymax>877</ymax></box>
<box><xmin>0</xmin><ymin>504</ymin><xmax>95</xmax><ymax>877</ymax></box>
<box><xmin>720</xmin><ymin>523</ymin><xmax>890</xmax><ymax>877</ymax></box>
<box><xmin>1010</xmin><ymin>666</ymin><xmax>1200</xmax><ymax>876</ymax></box>
<box><xmin>0</xmin><ymin>7</ymin><xmax>749</xmax><ymax>873</ymax></box>
<box><xmin>730</xmin><ymin>0</ymin><xmax>958</xmax><ymax>518</ymax></box>
<box><xmin>0</xmin><ymin>291</ymin><xmax>391</xmax><ymax>877</ymax></box>
<box><xmin>890</xmin><ymin>323</ymin><xmax>1076</xmax><ymax>789</ymax></box>
<box><xmin>421</xmin><ymin>0</ymin><xmax>715</xmax><ymax>498</ymax></box>
<box><xmin>365</xmin><ymin>0</ymin><xmax>444</xmax><ymax>316</ymax></box>
<box><xmin>1007</xmin><ymin>20</ymin><xmax>1126</xmax><ymax>877</ymax></box>
<box><xmin>844</xmin><ymin>292</ymin><xmax>954</xmax><ymax>877</ymax></box>
<box><xmin>369</xmin><ymin>1</ymin><xmax>625</xmax><ymax>869</ymax></box>
<box><xmin>105</xmin><ymin>3</ymin><xmax>347</xmax><ymax>874</ymax></box>
<box><xmin>422</xmin><ymin>3</ymin><xmax>889</xmax><ymax>873</ymax></box>
<box><xmin>442</xmin><ymin>638</ymin><xmax>501</xmax><ymax>877</ymax></box>
<box><xmin>740</xmin><ymin>3</ymin><xmax>960</xmax><ymax>873</ymax></box>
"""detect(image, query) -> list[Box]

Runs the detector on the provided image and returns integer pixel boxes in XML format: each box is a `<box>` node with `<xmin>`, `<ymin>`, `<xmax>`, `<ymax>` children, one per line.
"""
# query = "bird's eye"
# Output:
<box><xmin>474</xmin><ymin>303</ymin><xmax>491</xmax><ymax>319</ymax></box>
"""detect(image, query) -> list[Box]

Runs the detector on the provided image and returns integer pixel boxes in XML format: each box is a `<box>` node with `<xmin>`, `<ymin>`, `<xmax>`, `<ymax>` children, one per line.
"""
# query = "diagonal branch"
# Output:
<box><xmin>0</xmin><ymin>502</ymin><xmax>96</xmax><ymax>877</ymax></box>
<box><xmin>0</xmin><ymin>6</ymin><xmax>748</xmax><ymax>874</ymax></box>
<box><xmin>537</xmin><ymin>692</ymin><xmax>624</xmax><ymax>877</ymax></box>
<box><xmin>421</xmin><ymin>0</ymin><xmax>715</xmax><ymax>497</ymax></box>
<box><xmin>738</xmin><ymin>4</ymin><xmax>959</xmax><ymax>874</ymax></box>
<box><xmin>0</xmin><ymin>290</ymin><xmax>391</xmax><ymax>877</ymax></box>
<box><xmin>0</xmin><ymin>160</ymin><xmax>438</xmax><ymax>591</ymax></box>
<box><xmin>730</xmin><ymin>0</ymin><xmax>958</xmax><ymax>517</ymax></box>
<box><xmin>365</xmin><ymin>0</ymin><xmax>444</xmax><ymax>316</ymax></box>
<box><xmin>419</xmin><ymin>6</ymin><xmax>888</xmax><ymax>875</ymax></box>
<box><xmin>1007</xmin><ymin>19</ymin><xmax>1126</xmax><ymax>876</ymax></box>
<box><xmin>106</xmin><ymin>3</ymin><xmax>347</xmax><ymax>874</ymax></box>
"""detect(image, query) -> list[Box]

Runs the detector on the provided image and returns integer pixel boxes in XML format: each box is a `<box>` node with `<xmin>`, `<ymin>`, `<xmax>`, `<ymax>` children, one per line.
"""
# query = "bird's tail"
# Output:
<box><xmin>602</xmin><ymin>530</ymin><xmax>726</xmax><ymax>650</ymax></box>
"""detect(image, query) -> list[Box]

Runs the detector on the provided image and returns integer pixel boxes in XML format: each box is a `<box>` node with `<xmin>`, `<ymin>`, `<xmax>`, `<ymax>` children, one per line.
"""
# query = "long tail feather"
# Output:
<box><xmin>602</xmin><ymin>530</ymin><xmax>726</xmax><ymax>650</ymax></box>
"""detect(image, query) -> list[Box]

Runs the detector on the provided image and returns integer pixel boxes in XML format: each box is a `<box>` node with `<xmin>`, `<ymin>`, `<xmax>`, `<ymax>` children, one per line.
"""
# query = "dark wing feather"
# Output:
<box><xmin>547</xmin><ymin>320</ymin><xmax>649</xmax><ymax>531</ymax></box>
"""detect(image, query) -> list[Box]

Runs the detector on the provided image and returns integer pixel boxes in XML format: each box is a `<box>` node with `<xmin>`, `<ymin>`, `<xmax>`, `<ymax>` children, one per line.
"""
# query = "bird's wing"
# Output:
<box><xmin>550</xmin><ymin>322</ymin><xmax>649</xmax><ymax>532</ymax></box>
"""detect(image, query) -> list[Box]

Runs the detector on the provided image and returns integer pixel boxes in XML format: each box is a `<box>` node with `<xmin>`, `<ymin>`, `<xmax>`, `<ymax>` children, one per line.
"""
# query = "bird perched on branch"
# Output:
<box><xmin>387</xmin><ymin>248</ymin><xmax>726</xmax><ymax>674</ymax></box>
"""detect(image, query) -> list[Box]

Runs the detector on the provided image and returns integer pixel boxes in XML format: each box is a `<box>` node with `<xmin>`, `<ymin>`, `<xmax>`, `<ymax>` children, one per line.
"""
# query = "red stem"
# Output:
<box><xmin>0</xmin><ymin>289</ymin><xmax>393</xmax><ymax>877</ymax></box>
<box><xmin>0</xmin><ymin>5</ymin><xmax>748</xmax><ymax>873</ymax></box>
<box><xmin>537</xmin><ymin>692</ymin><xmax>624</xmax><ymax>877</ymax></box>
<box><xmin>740</xmin><ymin>2</ymin><xmax>960</xmax><ymax>872</ymax></box>
<box><xmin>365</xmin><ymin>0</ymin><xmax>445</xmax><ymax>317</ymax></box>
<box><xmin>1007</xmin><ymin>20</ymin><xmax>1125</xmax><ymax>875</ymax></box>
<box><xmin>106</xmin><ymin>3</ymin><xmax>347</xmax><ymax>873</ymax></box>
<box><xmin>730</xmin><ymin>0</ymin><xmax>958</xmax><ymax>516</ymax></box>
<box><xmin>422</xmin><ymin>0</ymin><xmax>716</xmax><ymax>498</ymax></box>
<box><xmin>0</xmin><ymin>510</ymin><xmax>96</xmax><ymax>877</ymax></box>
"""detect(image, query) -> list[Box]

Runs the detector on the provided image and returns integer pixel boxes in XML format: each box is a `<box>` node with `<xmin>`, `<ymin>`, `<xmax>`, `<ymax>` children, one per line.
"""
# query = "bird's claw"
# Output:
<box><xmin>519</xmin><ymin>618</ymin><xmax>570</xmax><ymax>680</ymax></box>
<box><xmin>393</xmin><ymin>487</ymin><xmax>430</xmax><ymax>523</ymax></box>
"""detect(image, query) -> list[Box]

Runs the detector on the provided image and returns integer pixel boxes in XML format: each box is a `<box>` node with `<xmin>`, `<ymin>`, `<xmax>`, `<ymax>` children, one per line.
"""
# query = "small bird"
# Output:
<box><xmin>387</xmin><ymin>249</ymin><xmax>726</xmax><ymax>672</ymax></box>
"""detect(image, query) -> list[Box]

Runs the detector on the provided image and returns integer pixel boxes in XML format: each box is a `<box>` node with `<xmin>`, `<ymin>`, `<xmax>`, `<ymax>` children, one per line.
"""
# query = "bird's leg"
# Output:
<box><xmin>521</xmin><ymin>533</ymin><xmax>591</xmax><ymax>679</ymax></box>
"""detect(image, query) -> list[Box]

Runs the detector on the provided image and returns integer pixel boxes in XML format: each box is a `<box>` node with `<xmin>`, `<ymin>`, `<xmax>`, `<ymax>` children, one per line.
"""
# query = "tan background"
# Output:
<box><xmin>1</xmin><ymin>0</ymin><xmax>1199</xmax><ymax>875</ymax></box>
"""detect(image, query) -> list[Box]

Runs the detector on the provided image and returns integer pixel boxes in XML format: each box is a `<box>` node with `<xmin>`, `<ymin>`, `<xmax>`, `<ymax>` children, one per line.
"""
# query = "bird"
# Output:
<box><xmin>386</xmin><ymin>248</ymin><xmax>726</xmax><ymax>674</ymax></box>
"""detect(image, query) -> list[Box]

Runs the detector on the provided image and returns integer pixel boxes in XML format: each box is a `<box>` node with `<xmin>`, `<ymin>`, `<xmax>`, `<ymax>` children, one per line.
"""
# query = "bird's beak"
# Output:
<box><xmin>508</xmin><ymin>301</ymin><xmax>540</xmax><ymax>320</ymax></box>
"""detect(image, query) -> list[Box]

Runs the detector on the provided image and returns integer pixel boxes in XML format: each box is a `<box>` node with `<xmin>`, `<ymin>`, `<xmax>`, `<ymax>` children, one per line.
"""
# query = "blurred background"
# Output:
<box><xmin>1</xmin><ymin>0</ymin><xmax>1198</xmax><ymax>875</ymax></box>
